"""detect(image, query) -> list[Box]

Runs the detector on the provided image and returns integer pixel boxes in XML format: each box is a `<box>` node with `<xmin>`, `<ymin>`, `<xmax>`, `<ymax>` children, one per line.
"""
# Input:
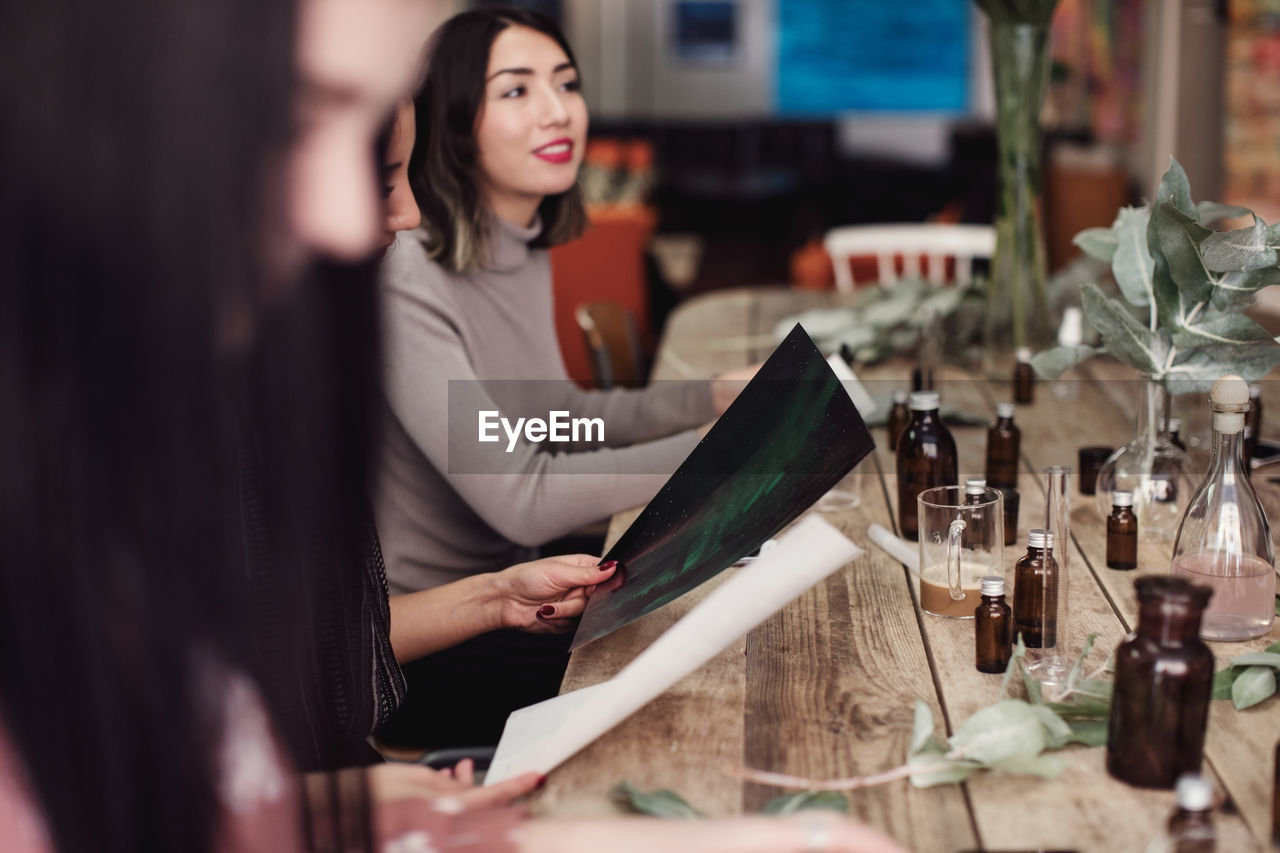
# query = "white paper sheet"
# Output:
<box><xmin>868</xmin><ymin>522</ymin><xmax>920</xmax><ymax>575</ymax></box>
<box><xmin>486</xmin><ymin>514</ymin><xmax>863</xmax><ymax>784</ymax></box>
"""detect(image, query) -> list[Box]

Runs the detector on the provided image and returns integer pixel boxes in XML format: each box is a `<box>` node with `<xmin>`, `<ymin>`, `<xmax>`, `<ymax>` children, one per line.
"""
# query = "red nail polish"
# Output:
<box><xmin>598</xmin><ymin>560</ymin><xmax>616</xmax><ymax>571</ymax></box>
<box><xmin>535</xmin><ymin>774</ymin><xmax>548</xmax><ymax>790</ymax></box>
<box><xmin>538</xmin><ymin>604</ymin><xmax>555</xmax><ymax>617</ymax></box>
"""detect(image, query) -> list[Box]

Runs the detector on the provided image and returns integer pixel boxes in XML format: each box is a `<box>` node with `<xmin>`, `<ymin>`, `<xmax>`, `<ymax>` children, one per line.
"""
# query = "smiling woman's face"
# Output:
<box><xmin>277</xmin><ymin>0</ymin><xmax>440</xmax><ymax>281</ymax></box>
<box><xmin>474</xmin><ymin>24</ymin><xmax>588</xmax><ymax>227</ymax></box>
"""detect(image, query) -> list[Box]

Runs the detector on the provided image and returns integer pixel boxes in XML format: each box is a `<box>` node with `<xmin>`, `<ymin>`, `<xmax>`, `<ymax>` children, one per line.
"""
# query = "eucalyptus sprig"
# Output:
<box><xmin>1210</xmin><ymin>641</ymin><xmax>1280</xmax><ymax>710</ymax></box>
<box><xmin>1031</xmin><ymin>159</ymin><xmax>1280</xmax><ymax>394</ymax></box>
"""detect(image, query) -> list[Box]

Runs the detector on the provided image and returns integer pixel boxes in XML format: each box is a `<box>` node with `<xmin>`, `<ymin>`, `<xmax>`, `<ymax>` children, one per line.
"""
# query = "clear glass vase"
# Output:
<box><xmin>983</xmin><ymin>18</ymin><xmax>1055</xmax><ymax>369</ymax></box>
<box><xmin>1094</xmin><ymin>381</ymin><xmax>1191</xmax><ymax>543</ymax></box>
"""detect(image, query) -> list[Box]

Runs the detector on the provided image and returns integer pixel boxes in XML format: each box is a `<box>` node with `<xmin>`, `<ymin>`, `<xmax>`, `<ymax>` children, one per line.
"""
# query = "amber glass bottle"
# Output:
<box><xmin>1013</xmin><ymin>347</ymin><xmax>1034</xmax><ymax>404</ymax></box>
<box><xmin>998</xmin><ymin>486</ymin><xmax>1019</xmax><ymax>547</ymax></box>
<box><xmin>1106</xmin><ymin>490</ymin><xmax>1138</xmax><ymax>570</ymax></box>
<box><xmin>1166</xmin><ymin>774</ymin><xmax>1215</xmax><ymax>853</ymax></box>
<box><xmin>886</xmin><ymin>388</ymin><xmax>910</xmax><ymax>452</ymax></box>
<box><xmin>1106</xmin><ymin>576</ymin><xmax>1214</xmax><ymax>789</ymax></box>
<box><xmin>1012</xmin><ymin>529</ymin><xmax>1057</xmax><ymax>648</ymax></box>
<box><xmin>1166</xmin><ymin>417</ymin><xmax>1187</xmax><ymax>451</ymax></box>
<box><xmin>985</xmin><ymin>402</ymin><xmax>1020</xmax><ymax>489</ymax></box>
<box><xmin>974</xmin><ymin>576</ymin><xmax>1012</xmax><ymax>673</ymax></box>
<box><xmin>1245</xmin><ymin>383</ymin><xmax>1262</xmax><ymax>464</ymax></box>
<box><xmin>896</xmin><ymin>391</ymin><xmax>958</xmax><ymax>541</ymax></box>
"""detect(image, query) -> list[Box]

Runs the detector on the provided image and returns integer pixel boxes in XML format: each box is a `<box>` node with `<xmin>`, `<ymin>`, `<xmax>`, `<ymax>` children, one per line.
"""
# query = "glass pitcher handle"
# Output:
<box><xmin>947</xmin><ymin>517</ymin><xmax>966</xmax><ymax>601</ymax></box>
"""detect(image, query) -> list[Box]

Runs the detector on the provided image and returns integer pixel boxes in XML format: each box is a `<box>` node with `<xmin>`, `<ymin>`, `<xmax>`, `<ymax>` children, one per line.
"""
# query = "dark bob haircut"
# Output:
<box><xmin>410</xmin><ymin>7</ymin><xmax>588</xmax><ymax>271</ymax></box>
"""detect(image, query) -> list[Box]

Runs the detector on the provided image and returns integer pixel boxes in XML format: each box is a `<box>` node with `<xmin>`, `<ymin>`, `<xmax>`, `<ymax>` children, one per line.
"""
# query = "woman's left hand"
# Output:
<box><xmin>495</xmin><ymin>555</ymin><xmax>619</xmax><ymax>633</ymax></box>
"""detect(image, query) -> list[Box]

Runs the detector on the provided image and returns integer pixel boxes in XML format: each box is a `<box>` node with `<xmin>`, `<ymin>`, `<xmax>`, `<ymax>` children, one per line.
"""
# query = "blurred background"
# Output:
<box><xmin>450</xmin><ymin>0</ymin><xmax>1280</xmax><ymax>384</ymax></box>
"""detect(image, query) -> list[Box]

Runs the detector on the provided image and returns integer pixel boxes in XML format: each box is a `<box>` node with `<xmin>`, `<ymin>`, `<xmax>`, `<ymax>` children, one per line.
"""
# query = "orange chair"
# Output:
<box><xmin>575</xmin><ymin>302</ymin><xmax>646</xmax><ymax>389</ymax></box>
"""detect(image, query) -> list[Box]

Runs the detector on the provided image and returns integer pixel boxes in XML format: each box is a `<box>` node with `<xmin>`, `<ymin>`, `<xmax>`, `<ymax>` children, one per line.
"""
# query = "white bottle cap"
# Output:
<box><xmin>980</xmin><ymin>576</ymin><xmax>1005</xmax><ymax>596</ymax></box>
<box><xmin>966</xmin><ymin>477</ymin><xmax>987</xmax><ymax>495</ymax></box>
<box><xmin>909</xmin><ymin>391</ymin><xmax>940</xmax><ymax>412</ymax></box>
<box><xmin>1057</xmin><ymin>306</ymin><xmax>1084</xmax><ymax>348</ymax></box>
<box><xmin>1016</xmin><ymin>347</ymin><xmax>1032</xmax><ymax>363</ymax></box>
<box><xmin>1210</xmin><ymin>375</ymin><xmax>1249</xmax><ymax>433</ymax></box>
<box><xmin>1174</xmin><ymin>774</ymin><xmax>1213</xmax><ymax>811</ymax></box>
<box><xmin>1027</xmin><ymin>528</ymin><xmax>1055</xmax><ymax>549</ymax></box>
<box><xmin>1167</xmin><ymin>417</ymin><xmax>1182</xmax><ymax>433</ymax></box>
<box><xmin>1249</xmin><ymin>383</ymin><xmax>1262</xmax><ymax>400</ymax></box>
<box><xmin>893</xmin><ymin>388</ymin><xmax>908</xmax><ymax>404</ymax></box>
<box><xmin>1112</xmin><ymin>490</ymin><xmax>1133</xmax><ymax>507</ymax></box>
<box><xmin>996</xmin><ymin>402</ymin><xmax>1016</xmax><ymax>419</ymax></box>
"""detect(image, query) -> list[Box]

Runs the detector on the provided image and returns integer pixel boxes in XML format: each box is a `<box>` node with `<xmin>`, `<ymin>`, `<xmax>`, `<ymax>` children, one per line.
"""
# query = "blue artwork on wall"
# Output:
<box><xmin>776</xmin><ymin>0</ymin><xmax>970</xmax><ymax>115</ymax></box>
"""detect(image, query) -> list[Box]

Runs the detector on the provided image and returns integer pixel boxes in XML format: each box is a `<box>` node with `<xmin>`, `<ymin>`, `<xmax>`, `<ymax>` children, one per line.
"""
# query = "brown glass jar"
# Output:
<box><xmin>1106</xmin><ymin>576</ymin><xmax>1214</xmax><ymax>790</ymax></box>
<box><xmin>896</xmin><ymin>391</ymin><xmax>958</xmax><ymax>541</ymax></box>
<box><xmin>985</xmin><ymin>402</ymin><xmax>1021</xmax><ymax>489</ymax></box>
<box><xmin>975</xmin><ymin>576</ymin><xmax>1012</xmax><ymax>673</ymax></box>
<box><xmin>1012</xmin><ymin>529</ymin><xmax>1057</xmax><ymax>648</ymax></box>
<box><xmin>1106</xmin><ymin>490</ymin><xmax>1138</xmax><ymax>571</ymax></box>
<box><xmin>886</xmin><ymin>388</ymin><xmax>910</xmax><ymax>452</ymax></box>
<box><xmin>1013</xmin><ymin>347</ymin><xmax>1034</xmax><ymax>404</ymax></box>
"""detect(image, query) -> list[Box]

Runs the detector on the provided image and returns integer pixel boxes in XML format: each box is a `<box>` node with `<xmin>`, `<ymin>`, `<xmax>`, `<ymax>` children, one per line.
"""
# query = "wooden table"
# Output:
<box><xmin>535</xmin><ymin>288</ymin><xmax>1280</xmax><ymax>852</ymax></box>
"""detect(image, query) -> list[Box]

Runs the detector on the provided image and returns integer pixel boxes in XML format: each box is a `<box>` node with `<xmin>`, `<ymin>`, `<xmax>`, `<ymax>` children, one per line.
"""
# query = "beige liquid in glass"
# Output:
<box><xmin>1171</xmin><ymin>551</ymin><xmax>1276</xmax><ymax>640</ymax></box>
<box><xmin>920</xmin><ymin>579</ymin><xmax>982</xmax><ymax>618</ymax></box>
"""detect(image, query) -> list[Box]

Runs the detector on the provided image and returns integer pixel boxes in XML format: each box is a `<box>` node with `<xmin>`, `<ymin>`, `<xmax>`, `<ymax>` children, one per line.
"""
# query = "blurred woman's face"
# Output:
<box><xmin>474</xmin><ymin>25</ymin><xmax>587</xmax><ymax>227</ymax></box>
<box><xmin>280</xmin><ymin>0</ymin><xmax>439</xmax><ymax>281</ymax></box>
<box><xmin>380</xmin><ymin>101</ymin><xmax>421</xmax><ymax>249</ymax></box>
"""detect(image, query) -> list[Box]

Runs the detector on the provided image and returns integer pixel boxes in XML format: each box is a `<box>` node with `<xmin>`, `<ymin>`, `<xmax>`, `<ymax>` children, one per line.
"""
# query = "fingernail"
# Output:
<box><xmin>535</xmin><ymin>774</ymin><xmax>548</xmax><ymax>790</ymax></box>
<box><xmin>538</xmin><ymin>604</ymin><xmax>555</xmax><ymax>617</ymax></box>
<box><xmin>598</xmin><ymin>560</ymin><xmax>616</xmax><ymax>572</ymax></box>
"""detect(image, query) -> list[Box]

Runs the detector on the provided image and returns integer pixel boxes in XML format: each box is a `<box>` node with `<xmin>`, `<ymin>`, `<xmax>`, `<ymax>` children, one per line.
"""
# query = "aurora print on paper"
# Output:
<box><xmin>571</xmin><ymin>324</ymin><xmax>874</xmax><ymax>649</ymax></box>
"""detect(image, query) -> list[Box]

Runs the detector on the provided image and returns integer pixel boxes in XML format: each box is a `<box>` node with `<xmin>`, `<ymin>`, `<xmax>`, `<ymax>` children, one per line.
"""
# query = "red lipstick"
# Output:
<box><xmin>534</xmin><ymin>138</ymin><xmax>574</xmax><ymax>164</ymax></box>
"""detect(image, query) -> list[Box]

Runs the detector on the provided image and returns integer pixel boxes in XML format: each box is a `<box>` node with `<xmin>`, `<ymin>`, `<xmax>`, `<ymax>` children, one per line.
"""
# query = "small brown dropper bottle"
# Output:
<box><xmin>1013</xmin><ymin>528</ymin><xmax>1057</xmax><ymax>648</ymax></box>
<box><xmin>1106</xmin><ymin>490</ymin><xmax>1138</xmax><ymax>571</ymax></box>
<box><xmin>1013</xmin><ymin>347</ymin><xmax>1034</xmax><ymax>404</ymax></box>
<box><xmin>1166</xmin><ymin>773</ymin><xmax>1215</xmax><ymax>853</ymax></box>
<box><xmin>974</xmin><ymin>576</ymin><xmax>1012</xmax><ymax>673</ymax></box>
<box><xmin>985</xmin><ymin>402</ymin><xmax>1020</xmax><ymax>489</ymax></box>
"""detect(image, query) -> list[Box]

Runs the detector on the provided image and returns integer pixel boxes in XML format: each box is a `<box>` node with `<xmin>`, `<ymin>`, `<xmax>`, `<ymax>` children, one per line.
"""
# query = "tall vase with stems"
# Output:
<box><xmin>1094</xmin><ymin>380</ymin><xmax>1191</xmax><ymax>543</ymax></box>
<box><xmin>979</xmin><ymin>1</ymin><xmax>1058</xmax><ymax>371</ymax></box>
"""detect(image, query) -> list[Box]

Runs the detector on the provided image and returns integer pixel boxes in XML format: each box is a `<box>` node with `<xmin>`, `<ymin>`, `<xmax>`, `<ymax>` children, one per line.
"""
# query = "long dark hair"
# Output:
<box><xmin>411</xmin><ymin>6</ymin><xmax>588</xmax><ymax>271</ymax></box>
<box><xmin>0</xmin><ymin>2</ymin><xmax>342</xmax><ymax>852</ymax></box>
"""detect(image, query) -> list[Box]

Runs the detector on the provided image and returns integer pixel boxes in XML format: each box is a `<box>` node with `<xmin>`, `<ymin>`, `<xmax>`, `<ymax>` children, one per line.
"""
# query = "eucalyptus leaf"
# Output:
<box><xmin>1073</xmin><ymin>227</ymin><xmax>1118</xmax><ymax>263</ymax></box>
<box><xmin>948</xmin><ymin>700</ymin><xmax>1059</xmax><ymax>766</ymax></box>
<box><xmin>1064</xmin><ymin>633</ymin><xmax>1098</xmax><ymax>694</ymax></box>
<box><xmin>610</xmin><ymin>781</ymin><xmax>704</xmax><ymax>819</ymax></box>
<box><xmin>907</xmin><ymin>746</ymin><xmax>981</xmax><ymax>788</ymax></box>
<box><xmin>1268</xmin><ymin>641</ymin><xmax>1280</xmax><ymax>654</ymax></box>
<box><xmin>1197</xmin><ymin>201</ymin><xmax>1253</xmax><ymax>225</ymax></box>
<box><xmin>1029</xmin><ymin>345</ymin><xmax>1096</xmax><ymax>378</ymax></box>
<box><xmin>1111</xmin><ymin>207</ymin><xmax>1155</xmax><ymax>307</ymax></box>
<box><xmin>1080</xmin><ymin>282</ymin><xmax>1168</xmax><ymax>375</ymax></box>
<box><xmin>1201</xmin><ymin>216</ymin><xmax>1278</xmax><ymax>271</ymax></box>
<box><xmin>988</xmin><ymin>753</ymin><xmax>1068</xmax><ymax>779</ymax></box>
<box><xmin>1154</xmin><ymin>200</ymin><xmax>1216</xmax><ymax>303</ymax></box>
<box><xmin>1212</xmin><ymin>667</ymin><xmax>1239</xmax><ymax>700</ymax></box>
<box><xmin>1062</xmin><ymin>719</ymin><xmax>1109</xmax><ymax>747</ymax></box>
<box><xmin>1170</xmin><ymin>312</ymin><xmax>1273</xmax><ymax>350</ymax></box>
<box><xmin>1166</xmin><ymin>345</ymin><xmax>1280</xmax><ymax>392</ymax></box>
<box><xmin>1212</xmin><ymin>266</ymin><xmax>1280</xmax><ymax>311</ymax></box>
<box><xmin>1156</xmin><ymin>158</ymin><xmax>1195</xmax><ymax>216</ymax></box>
<box><xmin>1230</xmin><ymin>665</ymin><xmax>1277</xmax><ymax>710</ymax></box>
<box><xmin>761</xmin><ymin>790</ymin><xmax>849</xmax><ymax>815</ymax></box>
<box><xmin>1225</xmin><ymin>651</ymin><xmax>1280</xmax><ymax>669</ymax></box>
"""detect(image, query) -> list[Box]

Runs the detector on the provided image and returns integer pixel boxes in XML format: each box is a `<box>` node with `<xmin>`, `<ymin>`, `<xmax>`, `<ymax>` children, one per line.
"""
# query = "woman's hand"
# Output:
<box><xmin>710</xmin><ymin>364</ymin><xmax>762</xmax><ymax>414</ymax></box>
<box><xmin>367</xmin><ymin>760</ymin><xmax>544</xmax><ymax>810</ymax></box>
<box><xmin>493</xmin><ymin>555</ymin><xmax>619</xmax><ymax>633</ymax></box>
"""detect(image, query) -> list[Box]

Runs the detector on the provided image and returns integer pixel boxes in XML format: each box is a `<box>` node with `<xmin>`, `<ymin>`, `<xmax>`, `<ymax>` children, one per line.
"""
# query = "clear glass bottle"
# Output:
<box><xmin>975</xmin><ymin>576</ymin><xmax>1012</xmax><ymax>673</ymax></box>
<box><xmin>985</xmin><ymin>402</ymin><xmax>1020</xmax><ymax>489</ymax></box>
<box><xmin>1171</xmin><ymin>375</ymin><xmax>1276</xmax><ymax>641</ymax></box>
<box><xmin>886</xmin><ymin>388</ymin><xmax>910</xmax><ymax>452</ymax></box>
<box><xmin>1013</xmin><ymin>529</ymin><xmax>1057</xmax><ymax>648</ymax></box>
<box><xmin>896</xmin><ymin>391</ymin><xmax>958</xmax><ymax>541</ymax></box>
<box><xmin>1106</xmin><ymin>576</ymin><xmax>1214</xmax><ymax>789</ymax></box>
<box><xmin>1013</xmin><ymin>346</ymin><xmax>1034</xmax><ymax>404</ymax></box>
<box><xmin>1095</xmin><ymin>380</ymin><xmax>1190</xmax><ymax>542</ymax></box>
<box><xmin>1106</xmin><ymin>490</ymin><xmax>1138</xmax><ymax>570</ymax></box>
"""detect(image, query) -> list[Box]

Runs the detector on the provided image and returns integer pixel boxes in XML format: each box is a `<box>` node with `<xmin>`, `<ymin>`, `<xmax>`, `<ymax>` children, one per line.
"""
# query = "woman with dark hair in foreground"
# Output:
<box><xmin>0</xmin><ymin>0</ymin><xmax>904</xmax><ymax>849</ymax></box>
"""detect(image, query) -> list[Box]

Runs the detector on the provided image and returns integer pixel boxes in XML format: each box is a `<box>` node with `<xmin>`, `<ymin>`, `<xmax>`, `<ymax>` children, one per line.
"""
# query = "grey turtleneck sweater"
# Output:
<box><xmin>375</xmin><ymin>216</ymin><xmax>715</xmax><ymax>594</ymax></box>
